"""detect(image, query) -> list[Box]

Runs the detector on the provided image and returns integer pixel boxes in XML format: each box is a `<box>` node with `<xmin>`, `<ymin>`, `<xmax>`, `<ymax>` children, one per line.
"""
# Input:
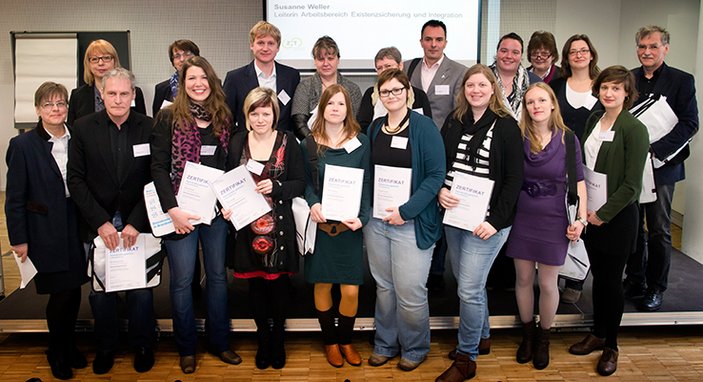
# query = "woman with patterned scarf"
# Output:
<box><xmin>222</xmin><ymin>87</ymin><xmax>305</xmax><ymax>370</ymax></box>
<box><xmin>490</xmin><ymin>33</ymin><xmax>543</xmax><ymax>120</ymax></box>
<box><xmin>151</xmin><ymin>56</ymin><xmax>240</xmax><ymax>374</ymax></box>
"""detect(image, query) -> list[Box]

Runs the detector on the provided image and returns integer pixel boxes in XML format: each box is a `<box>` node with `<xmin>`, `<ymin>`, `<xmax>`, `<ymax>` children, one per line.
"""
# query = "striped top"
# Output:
<box><xmin>444</xmin><ymin>125</ymin><xmax>494</xmax><ymax>188</ymax></box>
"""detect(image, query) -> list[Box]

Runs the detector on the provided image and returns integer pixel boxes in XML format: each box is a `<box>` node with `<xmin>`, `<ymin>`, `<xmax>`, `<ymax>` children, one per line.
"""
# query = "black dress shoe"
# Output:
<box><xmin>597</xmin><ymin>347</ymin><xmax>619</xmax><ymax>376</ymax></box>
<box><xmin>623</xmin><ymin>280</ymin><xmax>647</xmax><ymax>300</ymax></box>
<box><xmin>47</xmin><ymin>350</ymin><xmax>73</xmax><ymax>380</ymax></box>
<box><xmin>569</xmin><ymin>334</ymin><xmax>605</xmax><ymax>355</ymax></box>
<box><xmin>639</xmin><ymin>290</ymin><xmax>663</xmax><ymax>312</ymax></box>
<box><xmin>92</xmin><ymin>351</ymin><xmax>114</xmax><ymax>374</ymax></box>
<box><xmin>134</xmin><ymin>347</ymin><xmax>155</xmax><ymax>373</ymax></box>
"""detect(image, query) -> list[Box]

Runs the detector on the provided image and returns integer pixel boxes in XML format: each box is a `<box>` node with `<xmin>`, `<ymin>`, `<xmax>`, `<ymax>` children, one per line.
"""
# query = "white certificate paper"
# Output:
<box><xmin>373</xmin><ymin>165</ymin><xmax>411</xmax><ymax>219</ymax></box>
<box><xmin>144</xmin><ymin>182</ymin><xmax>175</xmax><ymax>237</ymax></box>
<box><xmin>96</xmin><ymin>233</ymin><xmax>147</xmax><ymax>293</ymax></box>
<box><xmin>321</xmin><ymin>164</ymin><xmax>364</xmax><ymax>221</ymax></box>
<box><xmin>176</xmin><ymin>161</ymin><xmax>224</xmax><ymax>225</ymax></box>
<box><xmin>443</xmin><ymin>172</ymin><xmax>494</xmax><ymax>232</ymax></box>
<box><xmin>13</xmin><ymin>253</ymin><xmax>37</xmax><ymax>289</ymax></box>
<box><xmin>210</xmin><ymin>165</ymin><xmax>272</xmax><ymax>230</ymax></box>
<box><xmin>584</xmin><ymin>166</ymin><xmax>607</xmax><ymax>211</ymax></box>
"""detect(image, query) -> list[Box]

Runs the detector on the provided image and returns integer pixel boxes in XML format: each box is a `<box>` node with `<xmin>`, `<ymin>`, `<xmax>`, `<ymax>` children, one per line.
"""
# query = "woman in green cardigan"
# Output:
<box><xmin>568</xmin><ymin>66</ymin><xmax>649</xmax><ymax>377</ymax></box>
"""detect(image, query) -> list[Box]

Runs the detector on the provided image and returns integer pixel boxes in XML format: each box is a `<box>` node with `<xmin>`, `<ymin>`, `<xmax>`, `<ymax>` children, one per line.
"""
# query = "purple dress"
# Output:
<box><xmin>506</xmin><ymin>131</ymin><xmax>584</xmax><ymax>266</ymax></box>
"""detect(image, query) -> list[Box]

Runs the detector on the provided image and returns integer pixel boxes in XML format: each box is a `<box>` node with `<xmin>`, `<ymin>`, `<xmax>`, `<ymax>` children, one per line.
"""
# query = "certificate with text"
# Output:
<box><xmin>210</xmin><ymin>165</ymin><xmax>272</xmax><ymax>230</ymax></box>
<box><xmin>321</xmin><ymin>164</ymin><xmax>364</xmax><ymax>221</ymax></box>
<box><xmin>373</xmin><ymin>165</ymin><xmax>411</xmax><ymax>219</ymax></box>
<box><xmin>583</xmin><ymin>166</ymin><xmax>607</xmax><ymax>211</ymax></box>
<box><xmin>97</xmin><ymin>233</ymin><xmax>147</xmax><ymax>293</ymax></box>
<box><xmin>144</xmin><ymin>182</ymin><xmax>175</xmax><ymax>237</ymax></box>
<box><xmin>176</xmin><ymin>161</ymin><xmax>224</xmax><ymax>225</ymax></box>
<box><xmin>443</xmin><ymin>172</ymin><xmax>494</xmax><ymax>231</ymax></box>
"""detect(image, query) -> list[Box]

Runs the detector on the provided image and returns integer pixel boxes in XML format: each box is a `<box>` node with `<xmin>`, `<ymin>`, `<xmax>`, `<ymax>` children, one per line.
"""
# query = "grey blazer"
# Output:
<box><xmin>404</xmin><ymin>55</ymin><xmax>467</xmax><ymax>129</ymax></box>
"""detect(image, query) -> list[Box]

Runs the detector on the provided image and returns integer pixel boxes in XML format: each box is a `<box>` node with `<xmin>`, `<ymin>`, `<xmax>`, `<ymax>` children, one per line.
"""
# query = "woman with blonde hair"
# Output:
<box><xmin>505</xmin><ymin>83</ymin><xmax>587</xmax><ymax>369</ymax></box>
<box><xmin>68</xmin><ymin>39</ymin><xmax>146</xmax><ymax>124</ymax></box>
<box><xmin>301</xmin><ymin>84</ymin><xmax>371</xmax><ymax>368</ymax></box>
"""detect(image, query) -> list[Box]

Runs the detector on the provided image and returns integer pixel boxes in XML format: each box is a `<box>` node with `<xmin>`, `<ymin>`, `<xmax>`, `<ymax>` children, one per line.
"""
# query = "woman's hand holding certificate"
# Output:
<box><xmin>442</xmin><ymin>172</ymin><xmax>494</xmax><ymax>233</ymax></box>
<box><xmin>211</xmin><ymin>165</ymin><xmax>272</xmax><ymax>230</ymax></box>
<box><xmin>321</xmin><ymin>164</ymin><xmax>364</xmax><ymax>221</ymax></box>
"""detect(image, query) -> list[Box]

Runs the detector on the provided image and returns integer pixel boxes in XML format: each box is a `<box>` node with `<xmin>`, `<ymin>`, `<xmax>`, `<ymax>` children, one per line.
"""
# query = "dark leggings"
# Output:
<box><xmin>249</xmin><ymin>276</ymin><xmax>291</xmax><ymax>323</ymax></box>
<box><xmin>46</xmin><ymin>286</ymin><xmax>82</xmax><ymax>353</ymax></box>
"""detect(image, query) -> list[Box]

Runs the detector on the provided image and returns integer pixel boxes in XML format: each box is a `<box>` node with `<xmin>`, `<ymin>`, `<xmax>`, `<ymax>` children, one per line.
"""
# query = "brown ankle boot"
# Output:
<box><xmin>324</xmin><ymin>344</ymin><xmax>344</xmax><ymax>368</ymax></box>
<box><xmin>436</xmin><ymin>352</ymin><xmax>476</xmax><ymax>382</ymax></box>
<box><xmin>532</xmin><ymin>326</ymin><xmax>550</xmax><ymax>370</ymax></box>
<box><xmin>516</xmin><ymin>320</ymin><xmax>536</xmax><ymax>364</ymax></box>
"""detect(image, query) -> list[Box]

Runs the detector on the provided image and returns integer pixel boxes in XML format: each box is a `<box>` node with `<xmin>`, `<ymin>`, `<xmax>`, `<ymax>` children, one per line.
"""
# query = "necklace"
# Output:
<box><xmin>382</xmin><ymin>110</ymin><xmax>410</xmax><ymax>135</ymax></box>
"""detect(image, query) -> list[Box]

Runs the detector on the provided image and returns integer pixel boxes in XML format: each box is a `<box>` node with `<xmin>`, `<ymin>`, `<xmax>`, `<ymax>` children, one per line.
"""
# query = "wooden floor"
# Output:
<box><xmin>1</xmin><ymin>192</ymin><xmax>701</xmax><ymax>381</ymax></box>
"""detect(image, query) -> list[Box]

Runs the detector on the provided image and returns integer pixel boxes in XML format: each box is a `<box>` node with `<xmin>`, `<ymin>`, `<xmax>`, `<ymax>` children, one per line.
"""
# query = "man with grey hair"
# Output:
<box><xmin>68</xmin><ymin>67</ymin><xmax>156</xmax><ymax>374</ymax></box>
<box><xmin>356</xmin><ymin>46</ymin><xmax>432</xmax><ymax>131</ymax></box>
<box><xmin>624</xmin><ymin>25</ymin><xmax>699</xmax><ymax>312</ymax></box>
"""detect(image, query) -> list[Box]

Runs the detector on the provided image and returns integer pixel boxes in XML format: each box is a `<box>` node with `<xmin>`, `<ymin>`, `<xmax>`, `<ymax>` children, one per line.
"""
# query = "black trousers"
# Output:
<box><xmin>46</xmin><ymin>286</ymin><xmax>82</xmax><ymax>353</ymax></box>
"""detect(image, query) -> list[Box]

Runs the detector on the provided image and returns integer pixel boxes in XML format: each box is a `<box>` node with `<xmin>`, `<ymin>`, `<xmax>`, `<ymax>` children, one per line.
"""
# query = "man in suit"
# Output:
<box><xmin>403</xmin><ymin>19</ymin><xmax>467</xmax><ymax>130</ymax></box>
<box><xmin>624</xmin><ymin>25</ymin><xmax>699</xmax><ymax>312</ymax></box>
<box><xmin>152</xmin><ymin>39</ymin><xmax>200</xmax><ymax>117</ymax></box>
<box><xmin>223</xmin><ymin>21</ymin><xmax>300</xmax><ymax>134</ymax></box>
<box><xmin>67</xmin><ymin>67</ymin><xmax>156</xmax><ymax>374</ymax></box>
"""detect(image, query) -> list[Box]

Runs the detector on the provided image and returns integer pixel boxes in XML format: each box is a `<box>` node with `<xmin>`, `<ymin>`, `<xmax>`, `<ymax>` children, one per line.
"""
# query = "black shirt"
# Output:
<box><xmin>198</xmin><ymin>124</ymin><xmax>227</xmax><ymax>170</ymax></box>
<box><xmin>107</xmin><ymin>116</ymin><xmax>130</xmax><ymax>184</ymax></box>
<box><xmin>635</xmin><ymin>64</ymin><xmax>664</xmax><ymax>97</ymax></box>
<box><xmin>371</xmin><ymin>112</ymin><xmax>412</xmax><ymax>169</ymax></box>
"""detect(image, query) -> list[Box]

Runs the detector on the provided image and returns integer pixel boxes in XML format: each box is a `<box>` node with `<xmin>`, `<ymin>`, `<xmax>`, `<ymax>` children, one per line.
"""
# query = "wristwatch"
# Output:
<box><xmin>576</xmin><ymin>217</ymin><xmax>588</xmax><ymax>227</ymax></box>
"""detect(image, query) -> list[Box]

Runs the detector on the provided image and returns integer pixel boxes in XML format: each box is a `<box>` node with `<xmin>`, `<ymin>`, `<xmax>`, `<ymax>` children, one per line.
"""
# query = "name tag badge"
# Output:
<box><xmin>200</xmin><ymin>145</ymin><xmax>217</xmax><ymax>156</ymax></box>
<box><xmin>246</xmin><ymin>159</ymin><xmax>265</xmax><ymax>175</ymax></box>
<box><xmin>435</xmin><ymin>84</ymin><xmax>450</xmax><ymax>95</ymax></box>
<box><xmin>278</xmin><ymin>89</ymin><xmax>291</xmax><ymax>106</ymax></box>
<box><xmin>391</xmin><ymin>136</ymin><xmax>408</xmax><ymax>150</ymax></box>
<box><xmin>600</xmin><ymin>131</ymin><xmax>615</xmax><ymax>142</ymax></box>
<box><xmin>132</xmin><ymin>143</ymin><xmax>150</xmax><ymax>157</ymax></box>
<box><xmin>343</xmin><ymin>137</ymin><xmax>362</xmax><ymax>153</ymax></box>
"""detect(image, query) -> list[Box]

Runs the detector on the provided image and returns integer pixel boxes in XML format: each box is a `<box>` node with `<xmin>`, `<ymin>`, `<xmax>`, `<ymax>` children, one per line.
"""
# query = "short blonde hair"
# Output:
<box><xmin>250</xmin><ymin>21</ymin><xmax>281</xmax><ymax>46</ymax></box>
<box><xmin>242</xmin><ymin>87</ymin><xmax>280</xmax><ymax>131</ymax></box>
<box><xmin>83</xmin><ymin>39</ymin><xmax>121</xmax><ymax>86</ymax></box>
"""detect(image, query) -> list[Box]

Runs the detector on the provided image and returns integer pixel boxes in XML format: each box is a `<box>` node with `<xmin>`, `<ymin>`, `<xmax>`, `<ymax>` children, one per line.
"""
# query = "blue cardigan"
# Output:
<box><xmin>368</xmin><ymin>110</ymin><xmax>446</xmax><ymax>249</ymax></box>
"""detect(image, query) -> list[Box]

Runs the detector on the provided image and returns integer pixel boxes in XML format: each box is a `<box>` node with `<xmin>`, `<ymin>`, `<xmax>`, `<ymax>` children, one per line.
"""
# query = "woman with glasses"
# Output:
<box><xmin>291</xmin><ymin>36</ymin><xmax>362</xmax><ymax>139</ymax></box>
<box><xmin>153</xmin><ymin>40</ymin><xmax>200</xmax><ymax>117</ymax></box>
<box><xmin>301</xmin><ymin>84</ymin><xmax>371</xmax><ymax>368</ymax></box>
<box><xmin>6</xmin><ymin>82</ymin><xmax>89</xmax><ymax>380</ymax></box>
<box><xmin>490</xmin><ymin>33</ymin><xmax>542</xmax><ymax>120</ymax></box>
<box><xmin>68</xmin><ymin>39</ymin><xmax>146</xmax><ymax>125</ymax></box>
<box><xmin>223</xmin><ymin>87</ymin><xmax>305</xmax><ymax>370</ymax></box>
<box><xmin>526</xmin><ymin>31</ymin><xmax>561</xmax><ymax>84</ymax></box>
<box><xmin>151</xmin><ymin>56</ymin><xmax>240</xmax><ymax>374</ymax></box>
<box><xmin>364</xmin><ymin>69</ymin><xmax>445</xmax><ymax>372</ymax></box>
<box><xmin>436</xmin><ymin>64</ymin><xmax>523</xmax><ymax>382</ymax></box>
<box><xmin>549</xmin><ymin>34</ymin><xmax>602</xmax><ymax>303</ymax></box>
<box><xmin>568</xmin><ymin>66</ymin><xmax>648</xmax><ymax>376</ymax></box>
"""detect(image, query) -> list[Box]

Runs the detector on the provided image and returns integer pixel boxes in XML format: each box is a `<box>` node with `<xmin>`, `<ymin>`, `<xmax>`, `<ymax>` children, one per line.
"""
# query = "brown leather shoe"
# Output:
<box><xmin>324</xmin><ymin>344</ymin><xmax>344</xmax><ymax>368</ymax></box>
<box><xmin>339</xmin><ymin>344</ymin><xmax>361</xmax><ymax>366</ymax></box>
<box><xmin>436</xmin><ymin>352</ymin><xmax>476</xmax><ymax>382</ymax></box>
<box><xmin>448</xmin><ymin>338</ymin><xmax>491</xmax><ymax>360</ymax></box>
<box><xmin>597</xmin><ymin>347</ymin><xmax>618</xmax><ymax>376</ymax></box>
<box><xmin>569</xmin><ymin>334</ymin><xmax>605</xmax><ymax>355</ymax></box>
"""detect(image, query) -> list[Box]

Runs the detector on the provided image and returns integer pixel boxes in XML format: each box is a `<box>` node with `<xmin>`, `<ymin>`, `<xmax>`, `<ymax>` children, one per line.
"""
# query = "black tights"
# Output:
<box><xmin>588</xmin><ymin>245</ymin><xmax>629</xmax><ymax>350</ymax></box>
<box><xmin>46</xmin><ymin>286</ymin><xmax>82</xmax><ymax>353</ymax></box>
<box><xmin>249</xmin><ymin>276</ymin><xmax>290</xmax><ymax>325</ymax></box>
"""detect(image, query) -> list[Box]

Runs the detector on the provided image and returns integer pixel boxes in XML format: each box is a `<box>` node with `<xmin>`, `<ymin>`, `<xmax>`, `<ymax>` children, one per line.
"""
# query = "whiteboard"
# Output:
<box><xmin>14</xmin><ymin>35</ymin><xmax>78</xmax><ymax>124</ymax></box>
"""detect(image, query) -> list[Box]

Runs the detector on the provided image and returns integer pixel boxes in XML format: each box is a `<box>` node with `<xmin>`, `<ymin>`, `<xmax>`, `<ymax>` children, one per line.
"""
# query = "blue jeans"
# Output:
<box><xmin>364</xmin><ymin>218</ymin><xmax>434</xmax><ymax>363</ymax></box>
<box><xmin>164</xmin><ymin>216</ymin><xmax>230</xmax><ymax>356</ymax></box>
<box><xmin>446</xmin><ymin>225</ymin><xmax>510</xmax><ymax>360</ymax></box>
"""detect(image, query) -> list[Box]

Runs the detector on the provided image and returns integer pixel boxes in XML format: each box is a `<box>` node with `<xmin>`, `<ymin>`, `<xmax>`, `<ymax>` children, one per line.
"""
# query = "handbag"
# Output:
<box><xmin>559</xmin><ymin>130</ymin><xmax>591</xmax><ymax>281</ymax></box>
<box><xmin>292</xmin><ymin>196</ymin><xmax>316</xmax><ymax>256</ymax></box>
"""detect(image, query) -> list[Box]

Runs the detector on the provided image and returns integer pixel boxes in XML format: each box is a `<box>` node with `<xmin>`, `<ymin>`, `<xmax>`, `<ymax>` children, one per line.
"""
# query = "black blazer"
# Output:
<box><xmin>223</xmin><ymin>61</ymin><xmax>301</xmax><ymax>133</ymax></box>
<box><xmin>67</xmin><ymin>110</ymin><xmax>153</xmax><ymax>241</ymax></box>
<box><xmin>152</xmin><ymin>79</ymin><xmax>172</xmax><ymax>117</ymax></box>
<box><xmin>5</xmin><ymin>124</ymin><xmax>78</xmax><ymax>273</ymax></box>
<box><xmin>68</xmin><ymin>83</ymin><xmax>147</xmax><ymax>126</ymax></box>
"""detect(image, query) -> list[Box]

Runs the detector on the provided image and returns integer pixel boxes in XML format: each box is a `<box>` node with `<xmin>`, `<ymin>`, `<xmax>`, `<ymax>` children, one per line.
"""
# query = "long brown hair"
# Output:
<box><xmin>310</xmin><ymin>84</ymin><xmax>360</xmax><ymax>155</ymax></box>
<box><xmin>453</xmin><ymin>64</ymin><xmax>511</xmax><ymax>121</ymax></box>
<box><xmin>519</xmin><ymin>83</ymin><xmax>570</xmax><ymax>154</ymax></box>
<box><xmin>170</xmin><ymin>56</ymin><xmax>232</xmax><ymax>138</ymax></box>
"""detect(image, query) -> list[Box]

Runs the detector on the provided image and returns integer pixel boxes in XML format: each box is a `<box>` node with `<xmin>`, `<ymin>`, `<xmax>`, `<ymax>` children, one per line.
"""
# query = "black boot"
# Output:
<box><xmin>316</xmin><ymin>308</ymin><xmax>338</xmax><ymax>345</ymax></box>
<box><xmin>255</xmin><ymin>318</ymin><xmax>271</xmax><ymax>369</ymax></box>
<box><xmin>271</xmin><ymin>319</ymin><xmax>286</xmax><ymax>369</ymax></box>
<box><xmin>337</xmin><ymin>314</ymin><xmax>361</xmax><ymax>366</ymax></box>
<box><xmin>533</xmin><ymin>326</ymin><xmax>550</xmax><ymax>370</ymax></box>
<box><xmin>516</xmin><ymin>320</ymin><xmax>536</xmax><ymax>364</ymax></box>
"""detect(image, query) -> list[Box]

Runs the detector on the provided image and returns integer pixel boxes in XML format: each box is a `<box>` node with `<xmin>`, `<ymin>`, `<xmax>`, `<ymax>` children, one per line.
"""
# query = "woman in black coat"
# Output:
<box><xmin>6</xmin><ymin>82</ymin><xmax>89</xmax><ymax>380</ymax></box>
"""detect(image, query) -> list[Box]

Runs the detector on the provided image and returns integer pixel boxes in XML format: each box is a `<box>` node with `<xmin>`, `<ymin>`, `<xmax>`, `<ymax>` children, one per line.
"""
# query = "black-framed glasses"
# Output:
<box><xmin>88</xmin><ymin>55</ymin><xmax>114</xmax><ymax>64</ymax></box>
<box><xmin>40</xmin><ymin>101</ymin><xmax>68</xmax><ymax>111</ymax></box>
<box><xmin>379</xmin><ymin>87</ymin><xmax>406</xmax><ymax>98</ymax></box>
<box><xmin>568</xmin><ymin>49</ymin><xmax>590</xmax><ymax>57</ymax></box>
<box><xmin>530</xmin><ymin>51</ymin><xmax>552</xmax><ymax>60</ymax></box>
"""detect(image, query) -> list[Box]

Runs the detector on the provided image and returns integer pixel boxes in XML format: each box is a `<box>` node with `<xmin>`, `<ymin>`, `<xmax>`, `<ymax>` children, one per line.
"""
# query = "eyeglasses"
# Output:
<box><xmin>530</xmin><ymin>51</ymin><xmax>552</xmax><ymax>60</ymax></box>
<box><xmin>379</xmin><ymin>87</ymin><xmax>406</xmax><ymax>98</ymax></box>
<box><xmin>88</xmin><ymin>55</ymin><xmax>114</xmax><ymax>64</ymax></box>
<box><xmin>173</xmin><ymin>51</ymin><xmax>194</xmax><ymax>60</ymax></box>
<box><xmin>569</xmin><ymin>49</ymin><xmax>590</xmax><ymax>57</ymax></box>
<box><xmin>40</xmin><ymin>101</ymin><xmax>68</xmax><ymax>111</ymax></box>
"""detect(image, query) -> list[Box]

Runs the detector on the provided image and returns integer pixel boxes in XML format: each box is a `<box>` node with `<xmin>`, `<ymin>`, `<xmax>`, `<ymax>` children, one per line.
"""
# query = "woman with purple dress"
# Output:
<box><xmin>505</xmin><ymin>83</ymin><xmax>587</xmax><ymax>369</ymax></box>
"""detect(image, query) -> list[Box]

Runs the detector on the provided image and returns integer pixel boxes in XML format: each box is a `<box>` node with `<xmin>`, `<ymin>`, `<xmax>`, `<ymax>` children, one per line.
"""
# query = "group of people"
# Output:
<box><xmin>5</xmin><ymin>18</ymin><xmax>697</xmax><ymax>382</ymax></box>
